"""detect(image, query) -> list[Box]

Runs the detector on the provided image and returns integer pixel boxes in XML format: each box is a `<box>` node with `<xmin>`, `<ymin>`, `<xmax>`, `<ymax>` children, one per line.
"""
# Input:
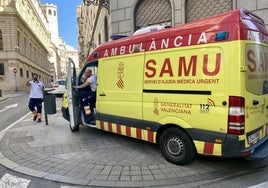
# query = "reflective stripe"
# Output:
<box><xmin>194</xmin><ymin>140</ymin><xmax>222</xmax><ymax>156</ymax></box>
<box><xmin>97</xmin><ymin>120</ymin><xmax>156</xmax><ymax>143</ymax></box>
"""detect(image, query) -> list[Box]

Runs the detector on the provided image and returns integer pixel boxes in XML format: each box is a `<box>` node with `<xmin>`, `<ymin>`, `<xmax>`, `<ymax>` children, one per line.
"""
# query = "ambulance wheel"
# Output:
<box><xmin>69</xmin><ymin>123</ymin><xmax>79</xmax><ymax>132</ymax></box>
<box><xmin>159</xmin><ymin>127</ymin><xmax>196</xmax><ymax>165</ymax></box>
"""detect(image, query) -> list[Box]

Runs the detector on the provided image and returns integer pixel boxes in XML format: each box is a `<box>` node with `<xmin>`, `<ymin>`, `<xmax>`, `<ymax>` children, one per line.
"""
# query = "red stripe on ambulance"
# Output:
<box><xmin>136</xmin><ymin>128</ymin><xmax>142</xmax><ymax>139</ymax></box>
<box><xmin>116</xmin><ymin>124</ymin><xmax>121</xmax><ymax>134</ymax></box>
<box><xmin>203</xmin><ymin>142</ymin><xmax>214</xmax><ymax>154</ymax></box>
<box><xmin>108</xmin><ymin>122</ymin><xmax>113</xmax><ymax>132</ymax></box>
<box><xmin>148</xmin><ymin>131</ymin><xmax>155</xmax><ymax>143</ymax></box>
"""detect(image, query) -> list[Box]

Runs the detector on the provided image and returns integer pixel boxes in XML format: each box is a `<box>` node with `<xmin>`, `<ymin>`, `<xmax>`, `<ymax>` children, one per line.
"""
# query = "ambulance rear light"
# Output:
<box><xmin>228</xmin><ymin>96</ymin><xmax>245</xmax><ymax>135</ymax></box>
<box><xmin>215</xmin><ymin>31</ymin><xmax>229</xmax><ymax>41</ymax></box>
<box><xmin>241</xmin><ymin>150</ymin><xmax>250</xmax><ymax>157</ymax></box>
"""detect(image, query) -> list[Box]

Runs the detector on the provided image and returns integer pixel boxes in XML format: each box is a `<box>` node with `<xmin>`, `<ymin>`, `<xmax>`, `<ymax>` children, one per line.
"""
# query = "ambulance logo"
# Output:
<box><xmin>207</xmin><ymin>98</ymin><xmax>215</xmax><ymax>107</ymax></box>
<box><xmin>153</xmin><ymin>98</ymin><xmax>159</xmax><ymax>115</ymax></box>
<box><xmin>199</xmin><ymin>98</ymin><xmax>215</xmax><ymax>113</ymax></box>
<box><xmin>117</xmin><ymin>79</ymin><xmax>124</xmax><ymax>89</ymax></box>
<box><xmin>117</xmin><ymin>62</ymin><xmax>124</xmax><ymax>89</ymax></box>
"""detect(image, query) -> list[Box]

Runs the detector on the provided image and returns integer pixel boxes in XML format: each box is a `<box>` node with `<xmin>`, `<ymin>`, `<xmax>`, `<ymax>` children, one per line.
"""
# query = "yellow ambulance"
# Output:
<box><xmin>62</xmin><ymin>9</ymin><xmax>268</xmax><ymax>165</ymax></box>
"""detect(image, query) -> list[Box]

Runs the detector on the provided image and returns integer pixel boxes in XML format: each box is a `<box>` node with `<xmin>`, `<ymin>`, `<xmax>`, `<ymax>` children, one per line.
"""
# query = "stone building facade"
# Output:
<box><xmin>0</xmin><ymin>0</ymin><xmax>52</xmax><ymax>91</ymax></box>
<box><xmin>0</xmin><ymin>0</ymin><xmax>79</xmax><ymax>92</ymax></box>
<box><xmin>42</xmin><ymin>3</ymin><xmax>59</xmax><ymax>82</ymax></box>
<box><xmin>78</xmin><ymin>0</ymin><xmax>268</xmax><ymax>64</ymax></box>
<box><xmin>77</xmin><ymin>3</ymin><xmax>110</xmax><ymax>65</ymax></box>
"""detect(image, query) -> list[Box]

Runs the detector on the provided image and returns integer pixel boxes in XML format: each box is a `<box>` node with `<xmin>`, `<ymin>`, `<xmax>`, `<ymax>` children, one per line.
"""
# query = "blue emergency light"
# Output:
<box><xmin>93</xmin><ymin>52</ymin><xmax>99</xmax><ymax>58</ymax></box>
<box><xmin>110</xmin><ymin>34</ymin><xmax>128</xmax><ymax>40</ymax></box>
<box><xmin>215</xmin><ymin>31</ymin><xmax>229</xmax><ymax>41</ymax></box>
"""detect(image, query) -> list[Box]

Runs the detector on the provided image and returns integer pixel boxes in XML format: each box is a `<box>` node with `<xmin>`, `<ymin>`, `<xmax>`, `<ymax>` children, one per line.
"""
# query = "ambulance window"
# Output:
<box><xmin>79</xmin><ymin>61</ymin><xmax>98</xmax><ymax>84</ymax></box>
<box><xmin>245</xmin><ymin>44</ymin><xmax>268</xmax><ymax>95</ymax></box>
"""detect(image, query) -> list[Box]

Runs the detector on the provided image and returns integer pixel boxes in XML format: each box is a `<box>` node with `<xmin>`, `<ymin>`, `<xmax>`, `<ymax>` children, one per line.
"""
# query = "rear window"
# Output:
<box><xmin>246</xmin><ymin>44</ymin><xmax>268</xmax><ymax>95</ymax></box>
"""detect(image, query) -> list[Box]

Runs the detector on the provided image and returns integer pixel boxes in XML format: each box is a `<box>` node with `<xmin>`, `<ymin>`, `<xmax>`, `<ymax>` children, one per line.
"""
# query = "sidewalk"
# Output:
<box><xmin>0</xmin><ymin>91</ymin><xmax>29</xmax><ymax>102</ymax></box>
<box><xmin>0</xmin><ymin>100</ymin><xmax>266</xmax><ymax>187</ymax></box>
<box><xmin>0</xmin><ymin>94</ymin><xmax>7</xmax><ymax>102</ymax></box>
<box><xmin>0</xmin><ymin>97</ymin><xmax>6</xmax><ymax>102</ymax></box>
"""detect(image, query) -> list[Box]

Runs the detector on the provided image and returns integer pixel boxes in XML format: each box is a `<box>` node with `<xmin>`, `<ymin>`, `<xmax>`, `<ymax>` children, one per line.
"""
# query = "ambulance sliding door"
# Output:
<box><xmin>97</xmin><ymin>52</ymin><xmax>144</xmax><ymax>121</ymax></box>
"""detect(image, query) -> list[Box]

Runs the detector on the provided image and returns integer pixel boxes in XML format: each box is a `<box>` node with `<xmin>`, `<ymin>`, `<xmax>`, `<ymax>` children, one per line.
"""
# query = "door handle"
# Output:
<box><xmin>99</xmin><ymin>93</ymin><xmax>106</xmax><ymax>96</ymax></box>
<box><xmin>253</xmin><ymin>100</ymin><xmax>259</xmax><ymax>105</ymax></box>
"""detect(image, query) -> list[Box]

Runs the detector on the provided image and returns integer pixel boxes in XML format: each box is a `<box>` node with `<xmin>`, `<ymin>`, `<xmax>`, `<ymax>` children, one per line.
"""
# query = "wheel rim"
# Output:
<box><xmin>166</xmin><ymin>136</ymin><xmax>184</xmax><ymax>156</ymax></box>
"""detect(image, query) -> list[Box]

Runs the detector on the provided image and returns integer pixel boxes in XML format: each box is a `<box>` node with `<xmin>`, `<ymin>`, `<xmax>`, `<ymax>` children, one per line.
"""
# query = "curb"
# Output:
<box><xmin>0</xmin><ymin>97</ymin><xmax>7</xmax><ymax>102</ymax></box>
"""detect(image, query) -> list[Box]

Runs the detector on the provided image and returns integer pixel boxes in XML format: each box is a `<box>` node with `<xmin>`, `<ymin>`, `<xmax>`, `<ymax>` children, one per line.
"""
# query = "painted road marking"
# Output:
<box><xmin>2</xmin><ymin>112</ymin><xmax>31</xmax><ymax>132</ymax></box>
<box><xmin>0</xmin><ymin>173</ymin><xmax>30</xmax><ymax>188</ymax></box>
<box><xmin>0</xmin><ymin>103</ymin><xmax>18</xmax><ymax>113</ymax></box>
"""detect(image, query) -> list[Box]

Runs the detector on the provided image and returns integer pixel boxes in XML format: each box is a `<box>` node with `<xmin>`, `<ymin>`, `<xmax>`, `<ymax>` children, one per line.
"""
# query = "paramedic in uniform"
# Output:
<box><xmin>26</xmin><ymin>73</ymin><xmax>44</xmax><ymax>122</ymax></box>
<box><xmin>74</xmin><ymin>68</ymin><xmax>97</xmax><ymax>110</ymax></box>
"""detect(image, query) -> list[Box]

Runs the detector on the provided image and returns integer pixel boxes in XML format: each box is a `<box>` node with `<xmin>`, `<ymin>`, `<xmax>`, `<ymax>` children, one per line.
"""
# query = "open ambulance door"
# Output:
<box><xmin>67</xmin><ymin>58</ymin><xmax>80</xmax><ymax>131</ymax></box>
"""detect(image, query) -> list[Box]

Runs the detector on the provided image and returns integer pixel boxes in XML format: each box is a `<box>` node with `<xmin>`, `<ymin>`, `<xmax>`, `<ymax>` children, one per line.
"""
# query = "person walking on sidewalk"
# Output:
<box><xmin>26</xmin><ymin>73</ymin><xmax>44</xmax><ymax>122</ymax></box>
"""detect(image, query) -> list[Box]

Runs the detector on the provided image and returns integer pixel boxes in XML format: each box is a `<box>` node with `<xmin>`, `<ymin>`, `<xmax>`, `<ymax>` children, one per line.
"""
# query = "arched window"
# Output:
<box><xmin>134</xmin><ymin>0</ymin><xmax>171</xmax><ymax>31</ymax></box>
<box><xmin>54</xmin><ymin>10</ymin><xmax>56</xmax><ymax>16</ymax></box>
<box><xmin>104</xmin><ymin>17</ymin><xmax>109</xmax><ymax>42</ymax></box>
<box><xmin>48</xmin><ymin>9</ymin><xmax>52</xmax><ymax>15</ymax></box>
<box><xmin>185</xmin><ymin>0</ymin><xmax>232</xmax><ymax>23</ymax></box>
<box><xmin>0</xmin><ymin>30</ymin><xmax>3</xmax><ymax>50</ymax></box>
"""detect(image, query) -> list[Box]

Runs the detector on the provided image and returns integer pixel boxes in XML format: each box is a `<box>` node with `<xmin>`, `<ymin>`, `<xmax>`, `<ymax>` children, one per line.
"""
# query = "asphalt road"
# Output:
<box><xmin>0</xmin><ymin>93</ymin><xmax>29</xmax><ymax>130</ymax></box>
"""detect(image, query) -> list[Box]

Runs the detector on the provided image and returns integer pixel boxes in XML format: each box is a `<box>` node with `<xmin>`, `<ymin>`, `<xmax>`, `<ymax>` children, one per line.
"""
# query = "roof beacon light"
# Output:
<box><xmin>215</xmin><ymin>31</ymin><xmax>229</xmax><ymax>41</ymax></box>
<box><xmin>110</xmin><ymin>34</ymin><xmax>129</xmax><ymax>40</ymax></box>
<box><xmin>93</xmin><ymin>52</ymin><xmax>99</xmax><ymax>58</ymax></box>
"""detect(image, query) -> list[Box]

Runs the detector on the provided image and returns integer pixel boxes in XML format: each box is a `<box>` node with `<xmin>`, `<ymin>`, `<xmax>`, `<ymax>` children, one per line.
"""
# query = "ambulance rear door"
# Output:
<box><xmin>244</xmin><ymin>42</ymin><xmax>268</xmax><ymax>148</ymax></box>
<box><xmin>239</xmin><ymin>10</ymin><xmax>268</xmax><ymax>153</ymax></box>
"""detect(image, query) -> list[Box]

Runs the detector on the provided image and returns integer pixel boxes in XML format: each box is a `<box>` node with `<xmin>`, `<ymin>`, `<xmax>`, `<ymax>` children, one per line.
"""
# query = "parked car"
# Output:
<box><xmin>50</xmin><ymin>79</ymin><xmax>66</xmax><ymax>97</ymax></box>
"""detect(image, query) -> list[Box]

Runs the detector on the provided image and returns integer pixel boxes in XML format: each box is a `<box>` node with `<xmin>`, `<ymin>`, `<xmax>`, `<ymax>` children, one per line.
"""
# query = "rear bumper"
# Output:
<box><xmin>222</xmin><ymin>134</ymin><xmax>268</xmax><ymax>159</ymax></box>
<box><xmin>245</xmin><ymin>135</ymin><xmax>268</xmax><ymax>160</ymax></box>
<box><xmin>188</xmin><ymin>128</ymin><xmax>268</xmax><ymax>159</ymax></box>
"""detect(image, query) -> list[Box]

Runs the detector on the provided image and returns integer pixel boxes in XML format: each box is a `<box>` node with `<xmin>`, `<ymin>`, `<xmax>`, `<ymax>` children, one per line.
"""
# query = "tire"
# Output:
<box><xmin>159</xmin><ymin>127</ymin><xmax>196</xmax><ymax>165</ymax></box>
<box><xmin>69</xmin><ymin>123</ymin><xmax>79</xmax><ymax>132</ymax></box>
